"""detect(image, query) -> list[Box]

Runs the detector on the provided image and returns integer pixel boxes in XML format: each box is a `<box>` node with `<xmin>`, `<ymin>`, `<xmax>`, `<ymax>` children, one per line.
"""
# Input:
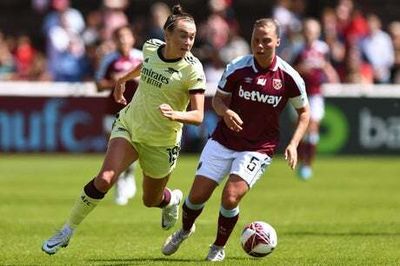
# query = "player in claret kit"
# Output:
<box><xmin>42</xmin><ymin>4</ymin><xmax>206</xmax><ymax>255</ymax></box>
<box><xmin>293</xmin><ymin>18</ymin><xmax>339</xmax><ymax>180</ymax></box>
<box><xmin>95</xmin><ymin>25</ymin><xmax>143</xmax><ymax>206</ymax></box>
<box><xmin>162</xmin><ymin>18</ymin><xmax>310</xmax><ymax>261</ymax></box>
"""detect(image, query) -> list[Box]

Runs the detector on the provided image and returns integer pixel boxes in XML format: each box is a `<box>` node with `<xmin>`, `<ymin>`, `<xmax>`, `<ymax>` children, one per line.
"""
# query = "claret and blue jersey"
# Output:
<box><xmin>212</xmin><ymin>54</ymin><xmax>308</xmax><ymax>156</ymax></box>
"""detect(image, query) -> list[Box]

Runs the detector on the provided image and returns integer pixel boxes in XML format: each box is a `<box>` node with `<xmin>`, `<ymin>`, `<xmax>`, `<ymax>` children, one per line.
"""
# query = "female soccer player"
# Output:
<box><xmin>42</xmin><ymin>4</ymin><xmax>206</xmax><ymax>255</ymax></box>
<box><xmin>162</xmin><ymin>18</ymin><xmax>310</xmax><ymax>261</ymax></box>
<box><xmin>293</xmin><ymin>18</ymin><xmax>339</xmax><ymax>180</ymax></box>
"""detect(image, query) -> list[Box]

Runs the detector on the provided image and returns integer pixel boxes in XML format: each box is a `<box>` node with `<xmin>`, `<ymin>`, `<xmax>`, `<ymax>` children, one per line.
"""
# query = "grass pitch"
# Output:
<box><xmin>0</xmin><ymin>154</ymin><xmax>399</xmax><ymax>265</ymax></box>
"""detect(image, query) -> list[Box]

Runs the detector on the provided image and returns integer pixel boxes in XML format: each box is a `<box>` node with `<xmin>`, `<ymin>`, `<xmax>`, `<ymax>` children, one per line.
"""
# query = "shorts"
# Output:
<box><xmin>308</xmin><ymin>95</ymin><xmax>325</xmax><ymax>122</ymax></box>
<box><xmin>196</xmin><ymin>139</ymin><xmax>272</xmax><ymax>188</ymax></box>
<box><xmin>110</xmin><ymin>116</ymin><xmax>180</xmax><ymax>178</ymax></box>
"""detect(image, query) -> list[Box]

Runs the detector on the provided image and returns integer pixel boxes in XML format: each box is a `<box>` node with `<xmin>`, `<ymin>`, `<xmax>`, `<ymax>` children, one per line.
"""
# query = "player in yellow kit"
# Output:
<box><xmin>42</xmin><ymin>4</ymin><xmax>206</xmax><ymax>255</ymax></box>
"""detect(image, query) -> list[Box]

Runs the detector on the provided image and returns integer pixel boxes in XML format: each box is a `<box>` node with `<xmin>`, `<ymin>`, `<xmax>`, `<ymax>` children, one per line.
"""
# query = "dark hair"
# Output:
<box><xmin>163</xmin><ymin>4</ymin><xmax>194</xmax><ymax>32</ymax></box>
<box><xmin>253</xmin><ymin>18</ymin><xmax>281</xmax><ymax>38</ymax></box>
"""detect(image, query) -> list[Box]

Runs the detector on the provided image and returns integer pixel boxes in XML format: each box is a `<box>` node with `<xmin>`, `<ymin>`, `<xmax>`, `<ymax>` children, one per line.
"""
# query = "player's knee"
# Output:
<box><xmin>188</xmin><ymin>192</ymin><xmax>207</xmax><ymax>205</ymax></box>
<box><xmin>222</xmin><ymin>194</ymin><xmax>240</xmax><ymax>209</ymax></box>
<box><xmin>95</xmin><ymin>170</ymin><xmax>116</xmax><ymax>191</ymax></box>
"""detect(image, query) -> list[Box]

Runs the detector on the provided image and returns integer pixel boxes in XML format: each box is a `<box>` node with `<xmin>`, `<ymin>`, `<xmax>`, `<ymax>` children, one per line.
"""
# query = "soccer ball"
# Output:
<box><xmin>240</xmin><ymin>221</ymin><xmax>277</xmax><ymax>257</ymax></box>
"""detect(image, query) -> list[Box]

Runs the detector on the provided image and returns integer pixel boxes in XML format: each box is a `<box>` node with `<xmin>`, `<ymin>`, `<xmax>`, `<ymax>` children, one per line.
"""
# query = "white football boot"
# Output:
<box><xmin>298</xmin><ymin>165</ymin><xmax>313</xmax><ymax>180</ymax></box>
<box><xmin>114</xmin><ymin>176</ymin><xmax>128</xmax><ymax>205</ymax></box>
<box><xmin>161</xmin><ymin>189</ymin><xmax>183</xmax><ymax>230</ymax></box>
<box><xmin>115</xmin><ymin>173</ymin><xmax>137</xmax><ymax>205</ymax></box>
<box><xmin>124</xmin><ymin>174</ymin><xmax>136</xmax><ymax>199</ymax></box>
<box><xmin>162</xmin><ymin>224</ymin><xmax>196</xmax><ymax>255</ymax></box>
<box><xmin>42</xmin><ymin>225</ymin><xmax>74</xmax><ymax>255</ymax></box>
<box><xmin>206</xmin><ymin>244</ymin><xmax>225</xmax><ymax>261</ymax></box>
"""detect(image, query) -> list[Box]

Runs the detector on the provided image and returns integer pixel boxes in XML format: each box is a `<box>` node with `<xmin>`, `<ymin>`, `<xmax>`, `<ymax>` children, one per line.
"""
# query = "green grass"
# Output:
<box><xmin>0</xmin><ymin>154</ymin><xmax>399</xmax><ymax>265</ymax></box>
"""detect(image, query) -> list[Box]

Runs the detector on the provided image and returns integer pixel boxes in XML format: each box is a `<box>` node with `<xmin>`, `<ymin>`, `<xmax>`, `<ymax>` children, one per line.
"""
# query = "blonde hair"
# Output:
<box><xmin>253</xmin><ymin>18</ymin><xmax>281</xmax><ymax>38</ymax></box>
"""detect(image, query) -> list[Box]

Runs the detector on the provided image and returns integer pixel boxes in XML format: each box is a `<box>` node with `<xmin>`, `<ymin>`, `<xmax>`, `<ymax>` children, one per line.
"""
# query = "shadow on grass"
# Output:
<box><xmin>285</xmin><ymin>231</ymin><xmax>400</xmax><ymax>236</ymax></box>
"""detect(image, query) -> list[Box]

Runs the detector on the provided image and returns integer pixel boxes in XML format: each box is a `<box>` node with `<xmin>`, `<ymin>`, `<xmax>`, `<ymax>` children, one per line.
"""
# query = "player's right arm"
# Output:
<box><xmin>212</xmin><ymin>90</ymin><xmax>243</xmax><ymax>132</ymax></box>
<box><xmin>114</xmin><ymin>63</ymin><xmax>143</xmax><ymax>105</ymax></box>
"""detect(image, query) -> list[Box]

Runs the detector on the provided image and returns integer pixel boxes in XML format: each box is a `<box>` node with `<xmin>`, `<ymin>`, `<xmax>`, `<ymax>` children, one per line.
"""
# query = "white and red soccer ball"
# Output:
<box><xmin>240</xmin><ymin>221</ymin><xmax>277</xmax><ymax>257</ymax></box>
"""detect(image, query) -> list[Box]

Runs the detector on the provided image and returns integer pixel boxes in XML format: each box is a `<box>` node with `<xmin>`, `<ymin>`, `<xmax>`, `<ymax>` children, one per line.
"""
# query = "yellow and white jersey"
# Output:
<box><xmin>119</xmin><ymin>39</ymin><xmax>206</xmax><ymax>146</ymax></box>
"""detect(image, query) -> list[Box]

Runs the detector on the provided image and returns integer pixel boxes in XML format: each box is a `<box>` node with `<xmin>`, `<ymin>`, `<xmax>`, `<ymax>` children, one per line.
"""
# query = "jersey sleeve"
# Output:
<box><xmin>217</xmin><ymin>61</ymin><xmax>237</xmax><ymax>94</ymax></box>
<box><xmin>288</xmin><ymin>73</ymin><xmax>309</xmax><ymax>109</ymax></box>
<box><xmin>185</xmin><ymin>58</ymin><xmax>206</xmax><ymax>93</ymax></box>
<box><xmin>142</xmin><ymin>38</ymin><xmax>164</xmax><ymax>58</ymax></box>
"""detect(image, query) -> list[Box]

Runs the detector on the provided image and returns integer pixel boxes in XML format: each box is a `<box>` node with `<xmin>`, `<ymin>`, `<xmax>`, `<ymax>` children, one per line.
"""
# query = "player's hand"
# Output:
<box><xmin>223</xmin><ymin>109</ymin><xmax>243</xmax><ymax>132</ymax></box>
<box><xmin>284</xmin><ymin>144</ymin><xmax>297</xmax><ymax>170</ymax></box>
<box><xmin>159</xmin><ymin>103</ymin><xmax>177</xmax><ymax>121</ymax></box>
<box><xmin>114</xmin><ymin>79</ymin><xmax>127</xmax><ymax>105</ymax></box>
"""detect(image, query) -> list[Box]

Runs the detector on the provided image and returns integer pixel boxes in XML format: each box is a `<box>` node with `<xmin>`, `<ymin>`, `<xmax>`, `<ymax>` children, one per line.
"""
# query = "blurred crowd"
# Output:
<box><xmin>0</xmin><ymin>0</ymin><xmax>399</xmax><ymax>84</ymax></box>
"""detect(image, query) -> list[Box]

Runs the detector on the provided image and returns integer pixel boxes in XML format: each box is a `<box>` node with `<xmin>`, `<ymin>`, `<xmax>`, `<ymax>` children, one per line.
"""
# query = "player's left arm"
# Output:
<box><xmin>285</xmin><ymin>105</ymin><xmax>310</xmax><ymax>170</ymax></box>
<box><xmin>159</xmin><ymin>91</ymin><xmax>205</xmax><ymax>125</ymax></box>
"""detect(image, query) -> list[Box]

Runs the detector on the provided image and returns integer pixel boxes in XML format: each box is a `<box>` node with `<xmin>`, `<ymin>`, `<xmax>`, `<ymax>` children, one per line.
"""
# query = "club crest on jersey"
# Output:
<box><xmin>257</xmin><ymin>78</ymin><xmax>267</xmax><ymax>86</ymax></box>
<box><xmin>272</xmin><ymin>79</ymin><xmax>282</xmax><ymax>90</ymax></box>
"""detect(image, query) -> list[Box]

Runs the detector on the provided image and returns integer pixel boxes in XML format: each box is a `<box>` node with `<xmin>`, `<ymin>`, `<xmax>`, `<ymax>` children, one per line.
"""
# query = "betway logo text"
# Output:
<box><xmin>359</xmin><ymin>108</ymin><xmax>400</xmax><ymax>149</ymax></box>
<box><xmin>238</xmin><ymin>86</ymin><xmax>282</xmax><ymax>107</ymax></box>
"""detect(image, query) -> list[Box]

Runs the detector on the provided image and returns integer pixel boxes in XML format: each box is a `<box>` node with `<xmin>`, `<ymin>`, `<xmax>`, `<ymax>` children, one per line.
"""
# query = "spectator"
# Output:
<box><xmin>27</xmin><ymin>51</ymin><xmax>50</xmax><ymax>81</ymax></box>
<box><xmin>388</xmin><ymin>21</ymin><xmax>400</xmax><ymax>83</ymax></box>
<box><xmin>219</xmin><ymin>24</ymin><xmax>250</xmax><ymax>65</ymax></box>
<box><xmin>82</xmin><ymin>10</ymin><xmax>103</xmax><ymax>47</ymax></box>
<box><xmin>339</xmin><ymin>43</ymin><xmax>373</xmax><ymax>84</ymax></box>
<box><xmin>195</xmin><ymin>0</ymin><xmax>241</xmax><ymax>83</ymax></box>
<box><xmin>13</xmin><ymin>35</ymin><xmax>36</xmax><ymax>79</ymax></box>
<box><xmin>272</xmin><ymin>0</ymin><xmax>304</xmax><ymax>63</ymax></box>
<box><xmin>48</xmin><ymin>12</ymin><xmax>91</xmax><ymax>81</ymax></box>
<box><xmin>42</xmin><ymin>0</ymin><xmax>86</xmax><ymax>80</ymax></box>
<box><xmin>42</xmin><ymin>0</ymin><xmax>85</xmax><ymax>36</ymax></box>
<box><xmin>101</xmin><ymin>0</ymin><xmax>129</xmax><ymax>42</ymax></box>
<box><xmin>0</xmin><ymin>32</ymin><xmax>16</xmax><ymax>80</ymax></box>
<box><xmin>321</xmin><ymin>7</ymin><xmax>346</xmax><ymax>66</ymax></box>
<box><xmin>361</xmin><ymin>14</ymin><xmax>395</xmax><ymax>83</ymax></box>
<box><xmin>147</xmin><ymin>2</ymin><xmax>171</xmax><ymax>40</ymax></box>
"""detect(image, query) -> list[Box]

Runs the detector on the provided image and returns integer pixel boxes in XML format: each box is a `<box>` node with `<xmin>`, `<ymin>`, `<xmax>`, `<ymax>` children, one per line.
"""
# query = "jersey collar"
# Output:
<box><xmin>157</xmin><ymin>44</ymin><xmax>182</xmax><ymax>63</ymax></box>
<box><xmin>252</xmin><ymin>55</ymin><xmax>278</xmax><ymax>73</ymax></box>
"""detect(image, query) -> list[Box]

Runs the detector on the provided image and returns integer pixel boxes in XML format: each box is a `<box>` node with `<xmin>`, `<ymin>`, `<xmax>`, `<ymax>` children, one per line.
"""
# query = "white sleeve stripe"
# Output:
<box><xmin>289</xmin><ymin>95</ymin><xmax>308</xmax><ymax>109</ymax></box>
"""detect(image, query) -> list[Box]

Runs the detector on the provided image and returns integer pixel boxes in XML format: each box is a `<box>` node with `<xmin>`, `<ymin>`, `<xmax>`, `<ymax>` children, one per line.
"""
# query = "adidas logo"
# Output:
<box><xmin>165</xmin><ymin>67</ymin><xmax>179</xmax><ymax>74</ymax></box>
